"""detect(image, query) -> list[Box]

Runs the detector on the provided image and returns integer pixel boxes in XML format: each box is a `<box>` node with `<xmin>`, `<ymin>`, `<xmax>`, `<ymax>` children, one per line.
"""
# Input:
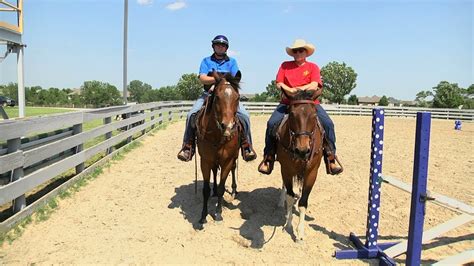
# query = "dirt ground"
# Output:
<box><xmin>0</xmin><ymin>115</ymin><xmax>472</xmax><ymax>264</ymax></box>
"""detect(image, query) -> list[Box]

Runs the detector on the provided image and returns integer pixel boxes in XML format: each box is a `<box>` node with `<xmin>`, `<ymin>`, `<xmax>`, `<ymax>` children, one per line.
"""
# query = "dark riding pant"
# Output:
<box><xmin>183</xmin><ymin>91</ymin><xmax>253</xmax><ymax>145</ymax></box>
<box><xmin>263</xmin><ymin>104</ymin><xmax>337</xmax><ymax>155</ymax></box>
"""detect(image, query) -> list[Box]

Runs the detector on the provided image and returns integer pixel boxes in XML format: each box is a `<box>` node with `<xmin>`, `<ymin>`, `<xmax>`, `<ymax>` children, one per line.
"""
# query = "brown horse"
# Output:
<box><xmin>195</xmin><ymin>72</ymin><xmax>241</xmax><ymax>228</ymax></box>
<box><xmin>275</xmin><ymin>90</ymin><xmax>324</xmax><ymax>242</ymax></box>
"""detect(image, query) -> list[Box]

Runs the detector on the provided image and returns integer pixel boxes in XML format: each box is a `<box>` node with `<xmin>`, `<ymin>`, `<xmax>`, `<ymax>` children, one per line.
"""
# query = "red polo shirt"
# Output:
<box><xmin>276</xmin><ymin>61</ymin><xmax>323</xmax><ymax>104</ymax></box>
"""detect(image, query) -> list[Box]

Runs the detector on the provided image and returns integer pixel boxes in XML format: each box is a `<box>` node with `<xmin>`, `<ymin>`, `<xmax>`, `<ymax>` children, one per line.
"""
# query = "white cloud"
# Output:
<box><xmin>166</xmin><ymin>1</ymin><xmax>187</xmax><ymax>11</ymax></box>
<box><xmin>137</xmin><ymin>0</ymin><xmax>153</xmax><ymax>6</ymax></box>
<box><xmin>227</xmin><ymin>50</ymin><xmax>239</xmax><ymax>57</ymax></box>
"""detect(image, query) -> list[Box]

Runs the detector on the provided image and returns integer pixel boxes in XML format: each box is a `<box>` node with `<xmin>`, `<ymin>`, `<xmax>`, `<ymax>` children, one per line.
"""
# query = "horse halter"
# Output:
<box><xmin>288</xmin><ymin>100</ymin><xmax>317</xmax><ymax>161</ymax></box>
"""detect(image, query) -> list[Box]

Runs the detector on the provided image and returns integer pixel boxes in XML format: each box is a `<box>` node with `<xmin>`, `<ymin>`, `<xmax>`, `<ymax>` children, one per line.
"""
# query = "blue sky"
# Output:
<box><xmin>0</xmin><ymin>0</ymin><xmax>472</xmax><ymax>100</ymax></box>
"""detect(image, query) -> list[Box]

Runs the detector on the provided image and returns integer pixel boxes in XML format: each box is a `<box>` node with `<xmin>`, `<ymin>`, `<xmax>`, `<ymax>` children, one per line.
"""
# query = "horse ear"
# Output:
<box><xmin>234</xmin><ymin>71</ymin><xmax>242</xmax><ymax>83</ymax></box>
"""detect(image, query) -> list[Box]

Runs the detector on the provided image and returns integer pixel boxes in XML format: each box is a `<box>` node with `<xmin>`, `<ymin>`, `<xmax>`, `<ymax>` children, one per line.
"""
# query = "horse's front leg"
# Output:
<box><xmin>282</xmin><ymin>174</ymin><xmax>296</xmax><ymax>231</ymax></box>
<box><xmin>199</xmin><ymin>161</ymin><xmax>212</xmax><ymax>227</ymax></box>
<box><xmin>278</xmin><ymin>184</ymin><xmax>286</xmax><ymax>208</ymax></box>
<box><xmin>212</xmin><ymin>166</ymin><xmax>218</xmax><ymax>197</ymax></box>
<box><xmin>215</xmin><ymin>162</ymin><xmax>232</xmax><ymax>222</ymax></box>
<box><xmin>230</xmin><ymin>161</ymin><xmax>237</xmax><ymax>199</ymax></box>
<box><xmin>296</xmin><ymin>172</ymin><xmax>317</xmax><ymax>243</ymax></box>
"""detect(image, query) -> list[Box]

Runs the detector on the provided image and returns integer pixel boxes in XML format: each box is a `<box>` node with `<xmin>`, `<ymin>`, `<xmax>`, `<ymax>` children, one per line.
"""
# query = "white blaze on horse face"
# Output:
<box><xmin>224</xmin><ymin>87</ymin><xmax>233</xmax><ymax>98</ymax></box>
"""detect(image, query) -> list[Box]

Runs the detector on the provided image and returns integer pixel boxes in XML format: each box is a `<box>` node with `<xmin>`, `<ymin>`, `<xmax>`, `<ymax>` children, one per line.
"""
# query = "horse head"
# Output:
<box><xmin>210</xmin><ymin>71</ymin><xmax>241</xmax><ymax>139</ymax></box>
<box><xmin>287</xmin><ymin>90</ymin><xmax>318</xmax><ymax>160</ymax></box>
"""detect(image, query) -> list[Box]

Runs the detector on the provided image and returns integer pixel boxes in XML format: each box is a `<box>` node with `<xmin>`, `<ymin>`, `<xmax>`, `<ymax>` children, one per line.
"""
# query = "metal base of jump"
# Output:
<box><xmin>335</xmin><ymin>232</ymin><xmax>398</xmax><ymax>265</ymax></box>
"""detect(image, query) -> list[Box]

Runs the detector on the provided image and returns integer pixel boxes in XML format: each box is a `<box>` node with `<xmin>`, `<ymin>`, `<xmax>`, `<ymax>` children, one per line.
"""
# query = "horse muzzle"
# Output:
<box><xmin>294</xmin><ymin>147</ymin><xmax>311</xmax><ymax>160</ymax></box>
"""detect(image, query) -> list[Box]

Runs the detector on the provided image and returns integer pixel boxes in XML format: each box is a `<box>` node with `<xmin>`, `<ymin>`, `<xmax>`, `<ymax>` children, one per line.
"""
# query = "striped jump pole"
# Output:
<box><xmin>335</xmin><ymin>110</ymin><xmax>432</xmax><ymax>265</ymax></box>
<box><xmin>335</xmin><ymin>108</ymin><xmax>398</xmax><ymax>264</ymax></box>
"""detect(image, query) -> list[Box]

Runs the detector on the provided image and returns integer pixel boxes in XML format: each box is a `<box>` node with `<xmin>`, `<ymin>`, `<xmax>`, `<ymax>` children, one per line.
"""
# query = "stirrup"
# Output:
<box><xmin>324</xmin><ymin>154</ymin><xmax>343</xmax><ymax>175</ymax></box>
<box><xmin>241</xmin><ymin>143</ymin><xmax>257</xmax><ymax>162</ymax></box>
<box><xmin>258</xmin><ymin>155</ymin><xmax>275</xmax><ymax>175</ymax></box>
<box><xmin>177</xmin><ymin>143</ymin><xmax>194</xmax><ymax>162</ymax></box>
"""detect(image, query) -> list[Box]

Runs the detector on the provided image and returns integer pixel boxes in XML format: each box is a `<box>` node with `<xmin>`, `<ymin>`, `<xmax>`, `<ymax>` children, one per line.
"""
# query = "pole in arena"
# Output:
<box><xmin>335</xmin><ymin>110</ymin><xmax>434</xmax><ymax>265</ymax></box>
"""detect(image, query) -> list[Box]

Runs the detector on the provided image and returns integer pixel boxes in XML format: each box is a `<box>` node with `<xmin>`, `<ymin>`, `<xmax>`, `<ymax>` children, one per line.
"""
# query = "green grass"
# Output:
<box><xmin>2</xmin><ymin>106</ymin><xmax>75</xmax><ymax>118</ymax></box>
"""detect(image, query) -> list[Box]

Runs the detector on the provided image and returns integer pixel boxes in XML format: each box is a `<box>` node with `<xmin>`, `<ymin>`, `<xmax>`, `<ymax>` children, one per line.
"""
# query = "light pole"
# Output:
<box><xmin>123</xmin><ymin>0</ymin><xmax>128</xmax><ymax>104</ymax></box>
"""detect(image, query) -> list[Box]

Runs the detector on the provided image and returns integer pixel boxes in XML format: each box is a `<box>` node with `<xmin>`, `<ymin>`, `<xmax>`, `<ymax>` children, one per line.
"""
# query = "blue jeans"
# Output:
<box><xmin>263</xmin><ymin>104</ymin><xmax>337</xmax><ymax>155</ymax></box>
<box><xmin>183</xmin><ymin>91</ymin><xmax>253</xmax><ymax>145</ymax></box>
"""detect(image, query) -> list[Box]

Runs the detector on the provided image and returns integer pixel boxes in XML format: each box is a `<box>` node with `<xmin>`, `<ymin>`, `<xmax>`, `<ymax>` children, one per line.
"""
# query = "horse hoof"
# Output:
<box><xmin>296</xmin><ymin>238</ymin><xmax>304</xmax><ymax>245</ymax></box>
<box><xmin>195</xmin><ymin>223</ymin><xmax>205</xmax><ymax>231</ymax></box>
<box><xmin>214</xmin><ymin>213</ymin><xmax>223</xmax><ymax>222</ymax></box>
<box><xmin>199</xmin><ymin>218</ymin><xmax>207</xmax><ymax>225</ymax></box>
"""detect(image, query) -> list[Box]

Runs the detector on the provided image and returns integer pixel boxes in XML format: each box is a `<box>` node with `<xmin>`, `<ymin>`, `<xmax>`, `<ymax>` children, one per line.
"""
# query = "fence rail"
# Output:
<box><xmin>0</xmin><ymin>101</ymin><xmax>472</xmax><ymax>232</ymax></box>
<box><xmin>243</xmin><ymin>102</ymin><xmax>474</xmax><ymax>120</ymax></box>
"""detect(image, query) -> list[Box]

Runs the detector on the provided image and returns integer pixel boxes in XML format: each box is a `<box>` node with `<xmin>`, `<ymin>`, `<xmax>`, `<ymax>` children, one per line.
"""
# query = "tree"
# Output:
<box><xmin>347</xmin><ymin>94</ymin><xmax>359</xmax><ymax>105</ymax></box>
<box><xmin>128</xmin><ymin>80</ymin><xmax>152</xmax><ymax>103</ymax></box>
<box><xmin>26</xmin><ymin>86</ymin><xmax>42</xmax><ymax>105</ymax></box>
<box><xmin>144</xmin><ymin>85</ymin><xmax>181</xmax><ymax>102</ymax></box>
<box><xmin>176</xmin><ymin>73</ymin><xmax>202</xmax><ymax>100</ymax></box>
<box><xmin>81</xmin><ymin>81</ymin><xmax>122</xmax><ymax>107</ymax></box>
<box><xmin>0</xmin><ymin>83</ymin><xmax>18</xmax><ymax>101</ymax></box>
<box><xmin>250</xmin><ymin>80</ymin><xmax>280</xmax><ymax>102</ymax></box>
<box><xmin>264</xmin><ymin>80</ymin><xmax>280</xmax><ymax>101</ymax></box>
<box><xmin>320</xmin><ymin>61</ymin><xmax>357</xmax><ymax>104</ymax></box>
<box><xmin>461</xmin><ymin>84</ymin><xmax>474</xmax><ymax>109</ymax></box>
<box><xmin>415</xmin><ymin>90</ymin><xmax>433</xmax><ymax>107</ymax></box>
<box><xmin>432</xmin><ymin>81</ymin><xmax>464</xmax><ymax>108</ymax></box>
<box><xmin>378</xmin><ymin>95</ymin><xmax>389</xmax><ymax>106</ymax></box>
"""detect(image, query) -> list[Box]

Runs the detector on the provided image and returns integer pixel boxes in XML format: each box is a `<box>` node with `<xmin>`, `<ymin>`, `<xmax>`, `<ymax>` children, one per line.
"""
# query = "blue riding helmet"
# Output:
<box><xmin>212</xmin><ymin>35</ymin><xmax>229</xmax><ymax>46</ymax></box>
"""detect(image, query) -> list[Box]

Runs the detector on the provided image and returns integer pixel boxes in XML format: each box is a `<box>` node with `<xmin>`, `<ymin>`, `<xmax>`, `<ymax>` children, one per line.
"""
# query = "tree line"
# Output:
<box><xmin>1</xmin><ymin>61</ymin><xmax>472</xmax><ymax>109</ymax></box>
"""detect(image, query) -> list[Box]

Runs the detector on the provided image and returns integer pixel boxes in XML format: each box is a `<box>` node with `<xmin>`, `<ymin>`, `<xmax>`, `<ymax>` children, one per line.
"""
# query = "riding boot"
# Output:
<box><xmin>258</xmin><ymin>154</ymin><xmax>275</xmax><ymax>175</ymax></box>
<box><xmin>177</xmin><ymin>141</ymin><xmax>195</xmax><ymax>162</ymax></box>
<box><xmin>240</xmin><ymin>136</ymin><xmax>257</xmax><ymax>162</ymax></box>
<box><xmin>177</xmin><ymin>114</ymin><xmax>197</xmax><ymax>162</ymax></box>
<box><xmin>323</xmin><ymin>145</ymin><xmax>343</xmax><ymax>175</ymax></box>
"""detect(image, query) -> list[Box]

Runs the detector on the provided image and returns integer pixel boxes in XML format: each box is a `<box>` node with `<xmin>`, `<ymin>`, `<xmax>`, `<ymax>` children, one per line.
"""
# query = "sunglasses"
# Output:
<box><xmin>292</xmin><ymin>48</ymin><xmax>306</xmax><ymax>54</ymax></box>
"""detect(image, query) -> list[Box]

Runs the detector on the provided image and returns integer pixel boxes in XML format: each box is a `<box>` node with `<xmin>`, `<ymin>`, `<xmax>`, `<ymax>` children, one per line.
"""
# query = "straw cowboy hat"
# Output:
<box><xmin>286</xmin><ymin>39</ymin><xmax>316</xmax><ymax>57</ymax></box>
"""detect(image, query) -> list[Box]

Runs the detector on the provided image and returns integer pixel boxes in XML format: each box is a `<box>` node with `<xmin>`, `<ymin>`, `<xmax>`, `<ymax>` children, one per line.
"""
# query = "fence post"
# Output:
<box><xmin>104</xmin><ymin>116</ymin><xmax>112</xmax><ymax>155</ymax></box>
<box><xmin>72</xmin><ymin>123</ymin><xmax>84</xmax><ymax>174</ymax></box>
<box><xmin>126</xmin><ymin>112</ymin><xmax>132</xmax><ymax>143</ymax></box>
<box><xmin>150</xmin><ymin>107</ymin><xmax>155</xmax><ymax>129</ymax></box>
<box><xmin>7</xmin><ymin>138</ymin><xmax>26</xmax><ymax>213</ymax></box>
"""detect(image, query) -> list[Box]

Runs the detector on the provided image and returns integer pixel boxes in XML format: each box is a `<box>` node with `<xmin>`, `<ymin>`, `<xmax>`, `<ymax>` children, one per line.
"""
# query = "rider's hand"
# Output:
<box><xmin>286</xmin><ymin>87</ymin><xmax>298</xmax><ymax>95</ymax></box>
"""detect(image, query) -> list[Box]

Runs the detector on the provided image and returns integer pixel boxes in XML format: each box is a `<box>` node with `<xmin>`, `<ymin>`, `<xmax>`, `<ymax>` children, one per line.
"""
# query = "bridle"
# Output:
<box><xmin>287</xmin><ymin>99</ymin><xmax>318</xmax><ymax>162</ymax></box>
<box><xmin>207</xmin><ymin>80</ymin><xmax>239</xmax><ymax>141</ymax></box>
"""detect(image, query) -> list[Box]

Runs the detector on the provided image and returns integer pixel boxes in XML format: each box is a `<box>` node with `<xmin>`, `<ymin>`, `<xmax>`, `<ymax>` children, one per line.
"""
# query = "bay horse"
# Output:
<box><xmin>195</xmin><ymin>71</ymin><xmax>241</xmax><ymax>228</ymax></box>
<box><xmin>275</xmin><ymin>90</ymin><xmax>324</xmax><ymax>242</ymax></box>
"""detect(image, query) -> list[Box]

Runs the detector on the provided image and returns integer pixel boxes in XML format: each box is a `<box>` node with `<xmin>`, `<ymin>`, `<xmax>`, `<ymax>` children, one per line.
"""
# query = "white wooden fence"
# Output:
<box><xmin>0</xmin><ymin>101</ymin><xmax>472</xmax><ymax>233</ymax></box>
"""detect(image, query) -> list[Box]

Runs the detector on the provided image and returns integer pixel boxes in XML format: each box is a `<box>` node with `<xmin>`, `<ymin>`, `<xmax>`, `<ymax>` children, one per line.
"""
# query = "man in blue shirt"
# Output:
<box><xmin>177</xmin><ymin>35</ymin><xmax>256</xmax><ymax>162</ymax></box>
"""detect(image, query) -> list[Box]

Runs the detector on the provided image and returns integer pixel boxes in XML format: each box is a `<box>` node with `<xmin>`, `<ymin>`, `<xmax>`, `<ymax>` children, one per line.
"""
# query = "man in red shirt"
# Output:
<box><xmin>258</xmin><ymin>39</ymin><xmax>343</xmax><ymax>175</ymax></box>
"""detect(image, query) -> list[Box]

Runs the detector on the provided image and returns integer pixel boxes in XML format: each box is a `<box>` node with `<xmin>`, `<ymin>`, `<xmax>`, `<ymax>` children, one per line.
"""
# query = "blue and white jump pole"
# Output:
<box><xmin>335</xmin><ymin>109</ymin><xmax>432</xmax><ymax>266</ymax></box>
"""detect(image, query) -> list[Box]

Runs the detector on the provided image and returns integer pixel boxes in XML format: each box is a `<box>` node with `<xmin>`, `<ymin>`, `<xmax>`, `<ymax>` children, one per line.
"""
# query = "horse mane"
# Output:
<box><xmin>223</xmin><ymin>72</ymin><xmax>241</xmax><ymax>91</ymax></box>
<box><xmin>292</xmin><ymin>90</ymin><xmax>315</xmax><ymax>101</ymax></box>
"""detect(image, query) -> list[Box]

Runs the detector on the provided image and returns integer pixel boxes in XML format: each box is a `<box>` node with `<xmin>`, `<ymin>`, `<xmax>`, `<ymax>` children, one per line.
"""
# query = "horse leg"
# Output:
<box><xmin>282</xmin><ymin>175</ymin><xmax>296</xmax><ymax>231</ymax></box>
<box><xmin>199</xmin><ymin>162</ymin><xmax>212</xmax><ymax>226</ymax></box>
<box><xmin>278</xmin><ymin>183</ymin><xmax>286</xmax><ymax>208</ymax></box>
<box><xmin>212</xmin><ymin>166</ymin><xmax>218</xmax><ymax>197</ymax></box>
<box><xmin>230</xmin><ymin>162</ymin><xmax>237</xmax><ymax>200</ymax></box>
<box><xmin>296</xmin><ymin>172</ymin><xmax>317</xmax><ymax>243</ymax></box>
<box><xmin>215</xmin><ymin>163</ymin><xmax>232</xmax><ymax>222</ymax></box>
